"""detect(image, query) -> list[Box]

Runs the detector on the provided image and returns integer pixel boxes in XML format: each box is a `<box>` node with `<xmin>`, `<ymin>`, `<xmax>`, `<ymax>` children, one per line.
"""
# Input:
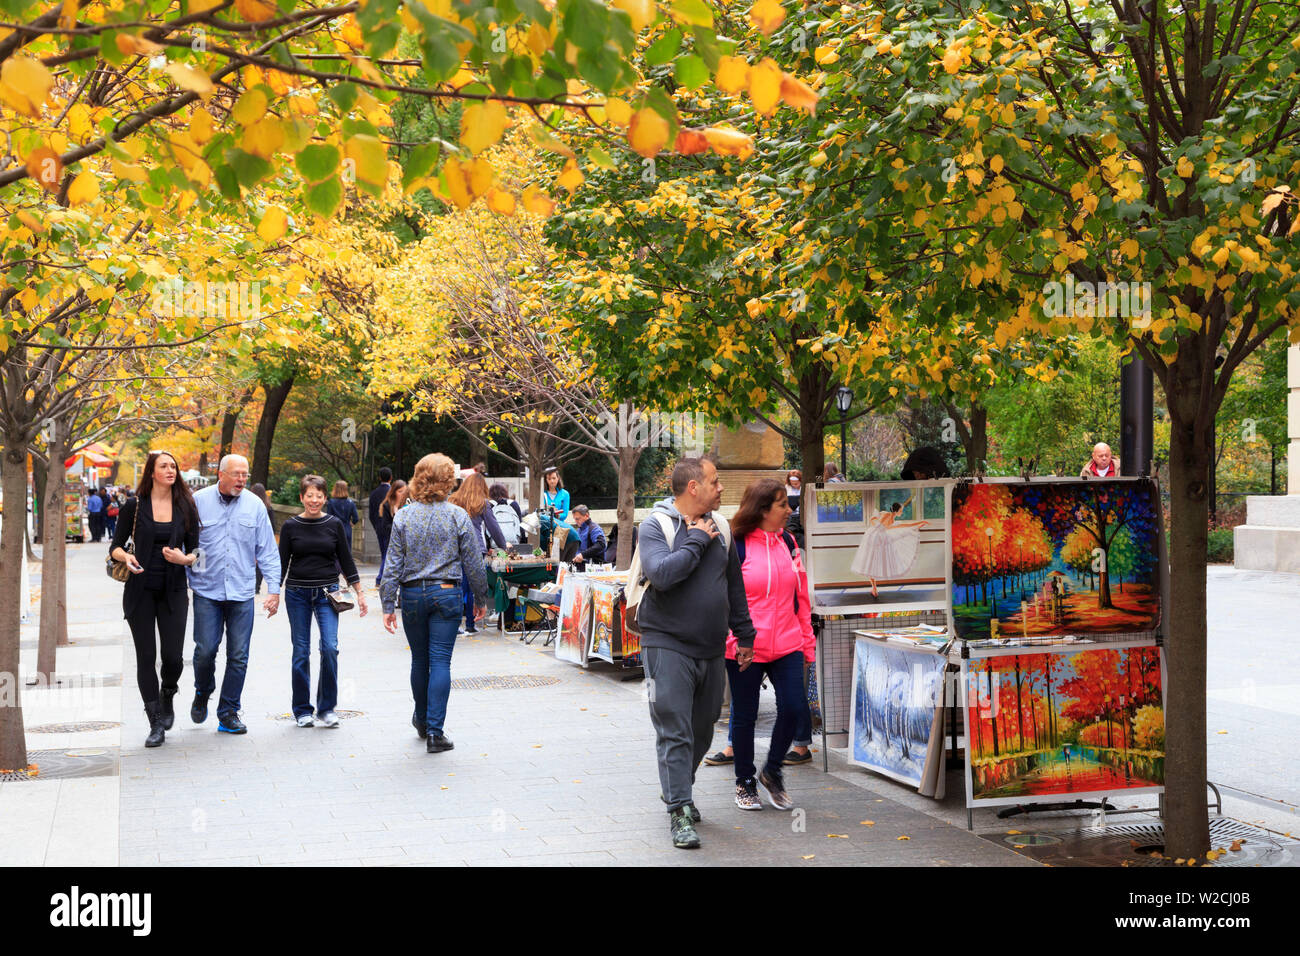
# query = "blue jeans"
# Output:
<box><xmin>400</xmin><ymin>582</ymin><xmax>461</xmax><ymax>736</ymax></box>
<box><xmin>285</xmin><ymin>585</ymin><xmax>340</xmax><ymax>718</ymax></box>
<box><xmin>192</xmin><ymin>595</ymin><xmax>255</xmax><ymax>721</ymax></box>
<box><xmin>725</xmin><ymin>650</ymin><xmax>806</xmax><ymax>784</ymax></box>
<box><xmin>728</xmin><ymin>661</ymin><xmax>813</xmax><ymax>748</ymax></box>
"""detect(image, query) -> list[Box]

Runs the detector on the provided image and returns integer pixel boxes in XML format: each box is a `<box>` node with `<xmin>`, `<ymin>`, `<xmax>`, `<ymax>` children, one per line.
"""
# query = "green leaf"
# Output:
<box><xmin>645</xmin><ymin>29</ymin><xmax>683</xmax><ymax>67</ymax></box>
<box><xmin>671</xmin><ymin>0</ymin><xmax>713</xmax><ymax>29</ymax></box>
<box><xmin>224</xmin><ymin>148</ymin><xmax>272</xmax><ymax>187</ymax></box>
<box><xmin>295</xmin><ymin>144</ymin><xmax>340</xmax><ymax>184</ymax></box>
<box><xmin>565</xmin><ymin>0</ymin><xmax>608</xmax><ymax>52</ymax></box>
<box><xmin>304</xmin><ymin>177</ymin><xmax>344</xmax><ymax>218</ymax></box>
<box><xmin>674</xmin><ymin>54</ymin><xmax>708</xmax><ymax>91</ymax></box>
<box><xmin>401</xmin><ymin>142</ymin><xmax>441</xmax><ymax>190</ymax></box>
<box><xmin>215</xmin><ymin>164</ymin><xmax>241</xmax><ymax>200</ymax></box>
<box><xmin>327</xmin><ymin>82</ymin><xmax>359</xmax><ymax>113</ymax></box>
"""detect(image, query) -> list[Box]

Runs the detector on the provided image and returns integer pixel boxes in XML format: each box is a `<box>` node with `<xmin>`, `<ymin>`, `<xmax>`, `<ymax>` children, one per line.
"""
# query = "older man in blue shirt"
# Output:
<box><xmin>188</xmin><ymin>454</ymin><xmax>281</xmax><ymax>734</ymax></box>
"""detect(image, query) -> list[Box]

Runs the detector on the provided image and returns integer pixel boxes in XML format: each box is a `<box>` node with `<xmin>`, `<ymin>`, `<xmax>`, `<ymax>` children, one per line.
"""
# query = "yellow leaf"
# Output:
<box><xmin>942</xmin><ymin>43</ymin><xmax>963</xmax><ymax>74</ymax></box>
<box><xmin>703</xmin><ymin>125</ymin><xmax>754</xmax><ymax>161</ymax></box>
<box><xmin>897</xmin><ymin>835</ymin><xmax>910</xmax><ymax>841</ymax></box>
<box><xmin>257</xmin><ymin>206</ymin><xmax>288</xmax><ymax>242</ymax></box>
<box><xmin>466</xmin><ymin>156</ymin><xmax>493</xmax><ymax>198</ymax></box>
<box><xmin>715</xmin><ymin>56</ymin><xmax>750</xmax><ymax>94</ymax></box>
<box><xmin>190</xmin><ymin>108</ymin><xmax>215</xmax><ymax>144</ymax></box>
<box><xmin>345</xmin><ymin>134</ymin><xmax>389</xmax><ymax>186</ymax></box>
<box><xmin>528</xmin><ymin>123</ymin><xmax>576</xmax><ymax>158</ymax></box>
<box><xmin>66</xmin><ymin>169</ymin><xmax>98</xmax><ymax>206</ymax></box>
<box><xmin>1119</xmin><ymin>238</ymin><xmax>1139</xmax><ymax>258</ymax></box>
<box><xmin>612</xmin><ymin>0</ymin><xmax>655</xmax><ymax>32</ymax></box>
<box><xmin>670</xmin><ymin>0</ymin><xmax>712</xmax><ymax>28</ymax></box>
<box><xmin>749</xmin><ymin>58</ymin><xmax>783</xmax><ymax>117</ymax></box>
<box><xmin>25</xmin><ymin>146</ymin><xmax>62</xmax><ymax>192</ymax></box>
<box><xmin>556</xmin><ymin>159</ymin><xmax>584</xmax><ymax>193</ymax></box>
<box><xmin>912</xmin><ymin>208</ymin><xmax>928</xmax><ymax>227</ymax></box>
<box><xmin>1260</xmin><ymin>191</ymin><xmax>1285</xmax><ymax>216</ymax></box>
<box><xmin>67</xmin><ymin>103</ymin><xmax>93</xmax><ymax>141</ymax></box>
<box><xmin>815</xmin><ymin>45</ymin><xmax>840</xmax><ymax>66</ymax></box>
<box><xmin>460</xmin><ymin>99</ymin><xmax>509</xmax><ymax>155</ymax></box>
<box><xmin>989</xmin><ymin>155</ymin><xmax>1004</xmax><ymax>174</ymax></box>
<box><xmin>164</xmin><ymin>63</ymin><xmax>214</xmax><ymax>98</ymax></box>
<box><xmin>115</xmin><ymin>34</ymin><xmax>164</xmax><ymax>56</ymax></box>
<box><xmin>446</xmin><ymin>68</ymin><xmax>478</xmax><ymax>91</ymax></box>
<box><xmin>486</xmin><ymin>188</ymin><xmax>516</xmax><ymax>216</ymax></box>
<box><xmin>18</xmin><ymin>287</ymin><xmax>38</xmax><ymax>311</ymax></box>
<box><xmin>801</xmin><ymin>854</ymin><xmax>815</xmax><ymax>860</ymax></box>
<box><xmin>780</xmin><ymin>73</ymin><xmax>818</xmax><ymax>115</ymax></box>
<box><xmin>0</xmin><ymin>56</ymin><xmax>55</xmax><ymax>117</ymax></box>
<box><xmin>234</xmin><ymin>0</ymin><xmax>278</xmax><ymax>22</ymax></box>
<box><xmin>189</xmin><ymin>0</ymin><xmax>224</xmax><ymax>10</ymax></box>
<box><xmin>231</xmin><ymin>88</ymin><xmax>269</xmax><ymax>126</ymax></box>
<box><xmin>827</xmin><ymin>834</ymin><xmax>848</xmax><ymax>839</ymax></box>
<box><xmin>521</xmin><ymin>184</ymin><xmax>555</xmax><ymax>217</ymax></box>
<box><xmin>1176</xmin><ymin>156</ymin><xmax>1194</xmax><ymax>178</ymax></box>
<box><xmin>860</xmin><ymin>820</ymin><xmax>875</xmax><ymax>826</ymax></box>
<box><xmin>605</xmin><ymin>97</ymin><xmax>633</xmax><ymax>127</ymax></box>
<box><xmin>628</xmin><ymin>107</ymin><xmax>670</xmax><ymax>158</ymax></box>
<box><xmin>749</xmin><ymin>0</ymin><xmax>786</xmax><ymax>36</ymax></box>
<box><xmin>241</xmin><ymin>117</ymin><xmax>284</xmax><ymax>159</ymax></box>
<box><xmin>443</xmin><ymin>159</ymin><xmax>472</xmax><ymax>210</ymax></box>
<box><xmin>111</xmin><ymin>158</ymin><xmax>148</xmax><ymax>184</ymax></box>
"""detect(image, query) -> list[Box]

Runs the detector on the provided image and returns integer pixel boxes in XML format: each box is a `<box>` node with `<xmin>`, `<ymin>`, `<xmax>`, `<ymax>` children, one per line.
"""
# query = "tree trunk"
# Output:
<box><xmin>614</xmin><ymin>438</ymin><xmax>642</xmax><ymax>570</ymax></box>
<box><xmin>197</xmin><ymin>450</ymin><xmax>209</xmax><ymax>478</ymax></box>
<box><xmin>219</xmin><ymin>387</ymin><xmax>252</xmax><ymax>461</ymax></box>
<box><xmin>250</xmin><ymin>374</ymin><xmax>295</xmax><ymax>490</ymax></box>
<box><xmin>524</xmin><ymin>430</ymin><xmax>547</xmax><ymax>513</ymax></box>
<box><xmin>31</xmin><ymin>459</ymin><xmax>45</xmax><ymax>547</ymax></box>
<box><xmin>38</xmin><ymin>425</ymin><xmax>72</xmax><ymax>678</ymax></box>
<box><xmin>1163</xmin><ymin>409</ymin><xmax>1211</xmax><ymax>859</ymax></box>
<box><xmin>0</xmin><ymin>441</ymin><xmax>30</xmax><ymax>771</ymax></box>
<box><xmin>796</xmin><ymin>364</ymin><xmax>831</xmax><ymax>481</ymax></box>
<box><xmin>966</xmin><ymin>404</ymin><xmax>988</xmax><ymax>473</ymax></box>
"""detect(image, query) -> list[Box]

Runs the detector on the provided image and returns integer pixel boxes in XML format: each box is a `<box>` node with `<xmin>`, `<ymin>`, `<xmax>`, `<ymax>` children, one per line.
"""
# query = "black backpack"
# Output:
<box><xmin>736</xmin><ymin>531</ymin><xmax>801</xmax><ymax>615</ymax></box>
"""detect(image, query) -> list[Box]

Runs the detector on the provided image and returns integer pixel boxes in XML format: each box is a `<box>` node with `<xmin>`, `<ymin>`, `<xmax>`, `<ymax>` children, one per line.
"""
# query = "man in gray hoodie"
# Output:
<box><xmin>637</xmin><ymin>456</ymin><xmax>756</xmax><ymax>848</ymax></box>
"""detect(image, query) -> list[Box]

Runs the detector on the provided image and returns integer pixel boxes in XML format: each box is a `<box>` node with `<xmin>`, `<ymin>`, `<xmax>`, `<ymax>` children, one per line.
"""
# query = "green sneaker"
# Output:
<box><xmin>660</xmin><ymin>796</ymin><xmax>701</xmax><ymax>823</ymax></box>
<box><xmin>668</xmin><ymin>807</ymin><xmax>701</xmax><ymax>849</ymax></box>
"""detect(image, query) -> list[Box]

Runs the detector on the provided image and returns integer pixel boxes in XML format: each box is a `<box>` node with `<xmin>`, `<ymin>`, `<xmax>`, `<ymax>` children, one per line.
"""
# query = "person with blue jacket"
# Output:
<box><xmin>569</xmin><ymin>505</ymin><xmax>607</xmax><ymax>570</ymax></box>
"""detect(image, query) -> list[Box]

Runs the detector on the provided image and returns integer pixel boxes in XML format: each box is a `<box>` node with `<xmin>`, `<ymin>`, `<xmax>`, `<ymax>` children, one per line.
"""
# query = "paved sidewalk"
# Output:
<box><xmin>3</xmin><ymin>548</ymin><xmax>1295</xmax><ymax>866</ymax></box>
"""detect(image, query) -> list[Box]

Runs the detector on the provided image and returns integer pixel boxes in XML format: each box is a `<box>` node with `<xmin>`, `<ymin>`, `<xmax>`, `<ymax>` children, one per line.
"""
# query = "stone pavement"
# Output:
<box><xmin>2</xmin><ymin>546</ymin><xmax>1295</xmax><ymax>866</ymax></box>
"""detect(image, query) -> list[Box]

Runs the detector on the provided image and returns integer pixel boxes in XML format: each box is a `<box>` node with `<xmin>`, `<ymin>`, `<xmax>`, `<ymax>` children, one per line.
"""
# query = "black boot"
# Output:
<box><xmin>159</xmin><ymin>686</ymin><xmax>177</xmax><ymax>731</ymax></box>
<box><xmin>144</xmin><ymin>702</ymin><xmax>165</xmax><ymax>748</ymax></box>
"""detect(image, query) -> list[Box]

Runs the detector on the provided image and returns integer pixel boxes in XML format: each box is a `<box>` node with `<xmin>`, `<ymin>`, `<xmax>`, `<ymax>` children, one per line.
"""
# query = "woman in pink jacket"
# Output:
<box><xmin>726</xmin><ymin>478</ymin><xmax>816</xmax><ymax>812</ymax></box>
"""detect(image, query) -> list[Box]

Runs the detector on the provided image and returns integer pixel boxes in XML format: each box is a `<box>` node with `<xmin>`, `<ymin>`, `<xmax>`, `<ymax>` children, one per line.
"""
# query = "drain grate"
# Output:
<box><xmin>987</xmin><ymin>818</ymin><xmax>1299</xmax><ymax>867</ymax></box>
<box><xmin>450</xmin><ymin>675</ymin><xmax>562</xmax><ymax>690</ymax></box>
<box><xmin>3</xmin><ymin>748</ymin><xmax>120</xmax><ymax>781</ymax></box>
<box><xmin>28</xmin><ymin>721</ymin><xmax>121</xmax><ymax>733</ymax></box>
<box><xmin>272</xmin><ymin>709</ymin><xmax>365</xmax><ymax>721</ymax></box>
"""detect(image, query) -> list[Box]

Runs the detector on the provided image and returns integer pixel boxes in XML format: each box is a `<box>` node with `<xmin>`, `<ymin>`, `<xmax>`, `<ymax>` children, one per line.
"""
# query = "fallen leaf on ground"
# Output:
<box><xmin>802</xmin><ymin>854</ymin><xmax>815</xmax><ymax>860</ymax></box>
<box><xmin>860</xmin><ymin>820</ymin><xmax>874</xmax><ymax>826</ymax></box>
<box><xmin>898</xmin><ymin>836</ymin><xmax>911</xmax><ymax>841</ymax></box>
<box><xmin>828</xmin><ymin>834</ymin><xmax>848</xmax><ymax>839</ymax></box>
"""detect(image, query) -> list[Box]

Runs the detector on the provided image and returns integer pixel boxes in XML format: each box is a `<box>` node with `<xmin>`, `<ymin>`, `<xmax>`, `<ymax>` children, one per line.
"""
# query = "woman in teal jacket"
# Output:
<box><xmin>541</xmin><ymin>466</ymin><xmax>570</xmax><ymax>520</ymax></box>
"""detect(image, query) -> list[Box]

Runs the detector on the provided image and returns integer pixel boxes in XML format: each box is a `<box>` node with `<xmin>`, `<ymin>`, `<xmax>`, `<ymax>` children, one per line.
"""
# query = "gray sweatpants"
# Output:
<box><xmin>643</xmin><ymin>646</ymin><xmax>726</xmax><ymax>812</ymax></box>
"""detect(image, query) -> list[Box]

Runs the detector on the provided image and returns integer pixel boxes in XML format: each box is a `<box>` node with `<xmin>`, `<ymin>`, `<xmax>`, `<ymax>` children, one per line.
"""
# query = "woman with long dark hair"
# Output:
<box><xmin>540</xmin><ymin>466</ymin><xmax>569</xmax><ymax>520</ymax></box>
<box><xmin>448</xmin><ymin>472</ymin><xmax>507</xmax><ymax>633</ymax></box>
<box><xmin>110</xmin><ymin>451</ymin><xmax>201</xmax><ymax>748</ymax></box>
<box><xmin>375</xmin><ymin>479</ymin><xmax>407</xmax><ymax>585</ymax></box>
<box><xmin>724</xmin><ymin>478</ymin><xmax>815</xmax><ymax>812</ymax></box>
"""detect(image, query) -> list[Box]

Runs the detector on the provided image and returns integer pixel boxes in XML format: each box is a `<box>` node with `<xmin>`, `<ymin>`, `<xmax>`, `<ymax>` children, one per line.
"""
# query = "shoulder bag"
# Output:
<box><xmin>106</xmin><ymin>499</ymin><xmax>139</xmax><ymax>582</ymax></box>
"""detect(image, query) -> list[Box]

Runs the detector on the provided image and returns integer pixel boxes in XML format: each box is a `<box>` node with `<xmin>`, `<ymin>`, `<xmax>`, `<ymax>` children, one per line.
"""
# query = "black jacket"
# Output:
<box><xmin>111</xmin><ymin>495</ymin><xmax>200</xmax><ymax>618</ymax></box>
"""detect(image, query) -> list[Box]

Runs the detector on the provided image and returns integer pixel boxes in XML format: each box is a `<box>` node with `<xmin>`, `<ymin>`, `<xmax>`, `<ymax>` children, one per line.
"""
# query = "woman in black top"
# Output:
<box><xmin>279</xmin><ymin>475</ymin><xmax>368</xmax><ymax>728</ymax></box>
<box><xmin>109</xmin><ymin>451</ymin><xmax>200</xmax><ymax>748</ymax></box>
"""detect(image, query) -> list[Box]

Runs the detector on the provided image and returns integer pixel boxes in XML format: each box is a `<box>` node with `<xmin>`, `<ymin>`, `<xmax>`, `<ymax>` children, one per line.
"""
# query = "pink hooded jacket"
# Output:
<box><xmin>726</xmin><ymin>528</ymin><xmax>816</xmax><ymax>664</ymax></box>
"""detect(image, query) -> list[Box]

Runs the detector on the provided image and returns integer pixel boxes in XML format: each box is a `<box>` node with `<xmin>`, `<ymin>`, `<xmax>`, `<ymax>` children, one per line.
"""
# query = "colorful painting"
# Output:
<box><xmin>849</xmin><ymin>638</ymin><xmax>947</xmax><ymax>791</ymax></box>
<box><xmin>963</xmin><ymin>643</ymin><xmax>1165</xmax><ymax>807</ymax></box>
<box><xmin>951</xmin><ymin>479</ymin><xmax>1162</xmax><ymax>640</ymax></box>
<box><xmin>815</xmin><ymin>489</ymin><xmax>865</xmax><ymax>524</ymax></box>
<box><xmin>588</xmin><ymin>581</ymin><xmax>619</xmax><ymax>663</ymax></box>
<box><xmin>555</xmin><ymin>576</ymin><xmax>592</xmax><ymax>665</ymax></box>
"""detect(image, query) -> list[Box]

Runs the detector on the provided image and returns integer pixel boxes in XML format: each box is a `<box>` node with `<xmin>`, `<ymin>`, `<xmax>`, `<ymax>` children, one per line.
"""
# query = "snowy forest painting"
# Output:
<box><xmin>849</xmin><ymin>639</ymin><xmax>946</xmax><ymax>789</ymax></box>
<box><xmin>556</xmin><ymin>576</ymin><xmax>592</xmax><ymax>665</ymax></box>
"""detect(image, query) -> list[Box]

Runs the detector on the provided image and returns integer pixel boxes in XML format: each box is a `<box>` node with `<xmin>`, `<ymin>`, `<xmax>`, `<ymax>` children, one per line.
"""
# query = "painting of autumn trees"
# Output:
<box><xmin>965</xmin><ymin>645</ymin><xmax>1165</xmax><ymax>806</ymax></box>
<box><xmin>952</xmin><ymin>480</ymin><xmax>1162</xmax><ymax>640</ymax></box>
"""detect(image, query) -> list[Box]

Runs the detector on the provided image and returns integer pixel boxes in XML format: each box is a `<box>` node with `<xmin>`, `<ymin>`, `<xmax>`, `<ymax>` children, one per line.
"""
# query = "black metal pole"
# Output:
<box><xmin>1120</xmin><ymin>356</ymin><xmax>1153</xmax><ymax>477</ymax></box>
<box><xmin>840</xmin><ymin>417</ymin><xmax>847</xmax><ymax>477</ymax></box>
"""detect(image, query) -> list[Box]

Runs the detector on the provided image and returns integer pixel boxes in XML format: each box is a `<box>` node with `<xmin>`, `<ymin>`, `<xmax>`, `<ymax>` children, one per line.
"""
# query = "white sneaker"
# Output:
<box><xmin>319</xmin><ymin>711</ymin><xmax>340</xmax><ymax>728</ymax></box>
<box><xmin>296</xmin><ymin>714</ymin><xmax>315</xmax><ymax>728</ymax></box>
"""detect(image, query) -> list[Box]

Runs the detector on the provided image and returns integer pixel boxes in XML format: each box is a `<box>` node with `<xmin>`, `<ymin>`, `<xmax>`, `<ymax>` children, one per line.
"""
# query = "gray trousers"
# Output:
<box><xmin>644</xmin><ymin>646</ymin><xmax>726</xmax><ymax>812</ymax></box>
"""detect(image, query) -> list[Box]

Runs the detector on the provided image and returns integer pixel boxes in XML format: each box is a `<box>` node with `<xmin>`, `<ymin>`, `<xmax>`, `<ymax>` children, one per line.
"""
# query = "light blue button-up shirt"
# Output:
<box><xmin>188</xmin><ymin>486</ymin><xmax>281</xmax><ymax>601</ymax></box>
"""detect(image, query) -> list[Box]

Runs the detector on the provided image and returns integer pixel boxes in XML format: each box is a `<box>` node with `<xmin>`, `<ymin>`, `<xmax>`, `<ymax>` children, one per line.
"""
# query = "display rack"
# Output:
<box><xmin>805</xmin><ymin>476</ymin><xmax>1172</xmax><ymax>827</ymax></box>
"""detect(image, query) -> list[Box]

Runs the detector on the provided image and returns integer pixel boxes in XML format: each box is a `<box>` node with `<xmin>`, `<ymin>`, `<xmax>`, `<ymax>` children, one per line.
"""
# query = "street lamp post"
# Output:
<box><xmin>835</xmin><ymin>386</ymin><xmax>853</xmax><ymax>478</ymax></box>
